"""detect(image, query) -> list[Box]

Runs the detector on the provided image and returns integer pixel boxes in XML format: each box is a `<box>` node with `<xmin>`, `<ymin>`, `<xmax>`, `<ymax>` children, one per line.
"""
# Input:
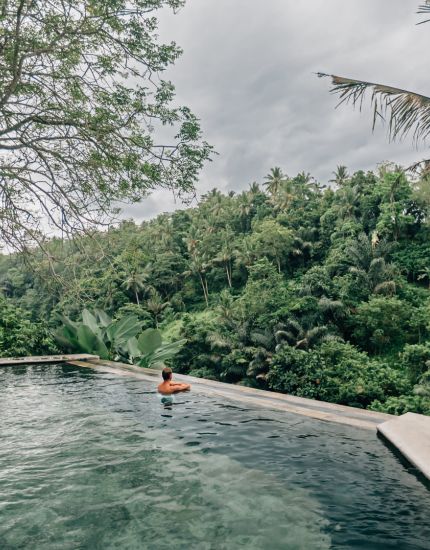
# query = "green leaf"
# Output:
<box><xmin>126</xmin><ymin>337</ymin><xmax>140</xmax><ymax>360</ymax></box>
<box><xmin>54</xmin><ymin>325</ymin><xmax>79</xmax><ymax>350</ymax></box>
<box><xmin>137</xmin><ymin>328</ymin><xmax>162</xmax><ymax>355</ymax></box>
<box><xmin>95</xmin><ymin>309</ymin><xmax>112</xmax><ymax>328</ymax></box>
<box><xmin>137</xmin><ymin>338</ymin><xmax>186</xmax><ymax>369</ymax></box>
<box><xmin>82</xmin><ymin>309</ymin><xmax>101</xmax><ymax>336</ymax></box>
<box><xmin>77</xmin><ymin>325</ymin><xmax>109</xmax><ymax>359</ymax></box>
<box><xmin>106</xmin><ymin>315</ymin><xmax>142</xmax><ymax>346</ymax></box>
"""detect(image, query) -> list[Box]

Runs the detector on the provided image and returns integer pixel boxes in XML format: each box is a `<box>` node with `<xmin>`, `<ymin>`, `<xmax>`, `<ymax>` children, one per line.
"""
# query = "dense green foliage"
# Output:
<box><xmin>55</xmin><ymin>308</ymin><xmax>185</xmax><ymax>367</ymax></box>
<box><xmin>0</xmin><ymin>0</ymin><xmax>211</xmax><ymax>250</ymax></box>
<box><xmin>1</xmin><ymin>164</ymin><xmax>430</xmax><ymax>414</ymax></box>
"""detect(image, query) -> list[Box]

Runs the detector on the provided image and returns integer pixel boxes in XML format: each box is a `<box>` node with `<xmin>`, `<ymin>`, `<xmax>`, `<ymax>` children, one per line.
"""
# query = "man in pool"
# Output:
<box><xmin>157</xmin><ymin>367</ymin><xmax>191</xmax><ymax>395</ymax></box>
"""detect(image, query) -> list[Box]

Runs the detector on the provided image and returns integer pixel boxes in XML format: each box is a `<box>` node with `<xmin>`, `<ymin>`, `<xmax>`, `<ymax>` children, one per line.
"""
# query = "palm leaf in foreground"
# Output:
<box><xmin>317</xmin><ymin>73</ymin><xmax>430</xmax><ymax>143</ymax></box>
<box><xmin>418</xmin><ymin>2</ymin><xmax>430</xmax><ymax>25</ymax></box>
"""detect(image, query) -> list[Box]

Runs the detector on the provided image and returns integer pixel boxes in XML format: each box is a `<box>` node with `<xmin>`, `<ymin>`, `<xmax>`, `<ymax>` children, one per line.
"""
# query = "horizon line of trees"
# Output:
<box><xmin>1</xmin><ymin>163</ymin><xmax>430</xmax><ymax>415</ymax></box>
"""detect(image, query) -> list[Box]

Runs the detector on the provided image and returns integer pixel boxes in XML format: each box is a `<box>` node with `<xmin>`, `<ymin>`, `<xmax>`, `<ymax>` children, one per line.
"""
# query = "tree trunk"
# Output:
<box><xmin>225</xmin><ymin>263</ymin><xmax>232</xmax><ymax>288</ymax></box>
<box><xmin>199</xmin><ymin>272</ymin><xmax>209</xmax><ymax>307</ymax></box>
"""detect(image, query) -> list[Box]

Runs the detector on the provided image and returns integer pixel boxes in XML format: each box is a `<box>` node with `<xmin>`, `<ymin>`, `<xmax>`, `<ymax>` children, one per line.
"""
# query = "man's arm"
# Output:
<box><xmin>170</xmin><ymin>383</ymin><xmax>191</xmax><ymax>392</ymax></box>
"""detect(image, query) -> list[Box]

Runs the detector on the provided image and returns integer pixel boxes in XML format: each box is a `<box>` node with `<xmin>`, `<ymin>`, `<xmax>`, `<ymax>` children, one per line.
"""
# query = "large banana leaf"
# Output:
<box><xmin>137</xmin><ymin>329</ymin><xmax>162</xmax><ymax>355</ymax></box>
<box><xmin>57</xmin><ymin>314</ymin><xmax>77</xmax><ymax>332</ymax></box>
<box><xmin>137</xmin><ymin>339</ymin><xmax>186</xmax><ymax>368</ymax></box>
<box><xmin>82</xmin><ymin>309</ymin><xmax>102</xmax><ymax>337</ymax></box>
<box><xmin>106</xmin><ymin>315</ymin><xmax>142</xmax><ymax>346</ymax></box>
<box><xmin>95</xmin><ymin>309</ymin><xmax>112</xmax><ymax>328</ymax></box>
<box><xmin>77</xmin><ymin>325</ymin><xmax>109</xmax><ymax>359</ymax></box>
<box><xmin>126</xmin><ymin>337</ymin><xmax>141</xmax><ymax>361</ymax></box>
<box><xmin>54</xmin><ymin>324</ymin><xmax>79</xmax><ymax>351</ymax></box>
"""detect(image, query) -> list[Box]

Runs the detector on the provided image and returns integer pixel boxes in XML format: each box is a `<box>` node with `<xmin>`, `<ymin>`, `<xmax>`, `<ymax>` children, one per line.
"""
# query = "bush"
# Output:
<box><xmin>350</xmin><ymin>296</ymin><xmax>412</xmax><ymax>354</ymax></box>
<box><xmin>371</xmin><ymin>395</ymin><xmax>430</xmax><ymax>416</ymax></box>
<box><xmin>0</xmin><ymin>297</ymin><xmax>56</xmax><ymax>357</ymax></box>
<box><xmin>267</xmin><ymin>341</ymin><xmax>409</xmax><ymax>408</ymax></box>
<box><xmin>400</xmin><ymin>343</ymin><xmax>430</xmax><ymax>383</ymax></box>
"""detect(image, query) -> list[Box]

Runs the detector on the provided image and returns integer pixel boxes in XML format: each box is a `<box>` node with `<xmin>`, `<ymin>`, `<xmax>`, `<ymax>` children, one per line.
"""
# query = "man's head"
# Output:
<box><xmin>162</xmin><ymin>367</ymin><xmax>173</xmax><ymax>381</ymax></box>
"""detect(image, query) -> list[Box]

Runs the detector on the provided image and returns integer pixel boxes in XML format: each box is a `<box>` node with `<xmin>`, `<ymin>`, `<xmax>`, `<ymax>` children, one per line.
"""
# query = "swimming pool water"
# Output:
<box><xmin>0</xmin><ymin>364</ymin><xmax>429</xmax><ymax>549</ymax></box>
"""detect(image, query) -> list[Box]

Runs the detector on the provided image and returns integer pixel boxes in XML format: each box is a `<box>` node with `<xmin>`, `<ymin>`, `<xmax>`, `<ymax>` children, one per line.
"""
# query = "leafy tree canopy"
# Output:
<box><xmin>0</xmin><ymin>0</ymin><xmax>211</xmax><ymax>251</ymax></box>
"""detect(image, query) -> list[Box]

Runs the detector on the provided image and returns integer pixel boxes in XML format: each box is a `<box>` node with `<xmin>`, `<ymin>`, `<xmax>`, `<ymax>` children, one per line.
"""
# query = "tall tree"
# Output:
<box><xmin>330</xmin><ymin>166</ymin><xmax>349</xmax><ymax>187</ymax></box>
<box><xmin>263</xmin><ymin>167</ymin><xmax>286</xmax><ymax>196</ymax></box>
<box><xmin>0</xmin><ymin>0</ymin><xmax>211</xmax><ymax>251</ymax></box>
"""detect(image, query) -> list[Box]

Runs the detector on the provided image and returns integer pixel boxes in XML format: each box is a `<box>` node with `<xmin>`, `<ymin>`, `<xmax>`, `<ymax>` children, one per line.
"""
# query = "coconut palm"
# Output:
<box><xmin>237</xmin><ymin>193</ymin><xmax>254</xmax><ymax>231</ymax></box>
<box><xmin>330</xmin><ymin>165</ymin><xmax>349</xmax><ymax>187</ymax></box>
<box><xmin>146</xmin><ymin>291</ymin><xmax>169</xmax><ymax>328</ymax></box>
<box><xmin>336</xmin><ymin>185</ymin><xmax>361</xmax><ymax>220</ymax></box>
<box><xmin>213</xmin><ymin>234</ymin><xmax>235</xmax><ymax>288</ymax></box>
<box><xmin>122</xmin><ymin>268</ymin><xmax>153</xmax><ymax>306</ymax></box>
<box><xmin>271</xmin><ymin>179</ymin><xmax>296</xmax><ymax>211</ymax></box>
<box><xmin>234</xmin><ymin>237</ymin><xmax>258</xmax><ymax>269</ymax></box>
<box><xmin>318</xmin><ymin>4</ymin><xmax>430</xmax><ymax>166</ymax></box>
<box><xmin>263</xmin><ymin>167</ymin><xmax>287</xmax><ymax>195</ymax></box>
<box><xmin>183</xmin><ymin>255</ymin><xmax>210</xmax><ymax>307</ymax></box>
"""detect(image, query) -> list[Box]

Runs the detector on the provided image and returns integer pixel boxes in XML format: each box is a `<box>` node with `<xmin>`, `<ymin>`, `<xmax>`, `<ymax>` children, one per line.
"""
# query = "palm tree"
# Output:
<box><xmin>234</xmin><ymin>237</ymin><xmax>257</xmax><ymax>270</ymax></box>
<box><xmin>146</xmin><ymin>291</ymin><xmax>169</xmax><ymax>328</ymax></box>
<box><xmin>274</xmin><ymin>319</ymin><xmax>331</xmax><ymax>350</ymax></box>
<box><xmin>271</xmin><ymin>179</ymin><xmax>295</xmax><ymax>211</ymax></box>
<box><xmin>336</xmin><ymin>185</ymin><xmax>360</xmax><ymax>220</ymax></box>
<box><xmin>237</xmin><ymin>194</ymin><xmax>253</xmax><ymax>231</ymax></box>
<box><xmin>330</xmin><ymin>165</ymin><xmax>349</xmax><ymax>187</ymax></box>
<box><xmin>183</xmin><ymin>255</ymin><xmax>210</xmax><ymax>307</ymax></box>
<box><xmin>248</xmin><ymin>181</ymin><xmax>261</xmax><ymax>196</ymax></box>
<box><xmin>263</xmin><ymin>167</ymin><xmax>286</xmax><ymax>195</ymax></box>
<box><xmin>121</xmin><ymin>263</ymin><xmax>153</xmax><ymax>306</ymax></box>
<box><xmin>346</xmin><ymin>234</ymin><xmax>398</xmax><ymax>295</ymax></box>
<box><xmin>213</xmin><ymin>235</ymin><xmax>235</xmax><ymax>288</ymax></box>
<box><xmin>318</xmin><ymin>4</ymin><xmax>430</xmax><ymax>167</ymax></box>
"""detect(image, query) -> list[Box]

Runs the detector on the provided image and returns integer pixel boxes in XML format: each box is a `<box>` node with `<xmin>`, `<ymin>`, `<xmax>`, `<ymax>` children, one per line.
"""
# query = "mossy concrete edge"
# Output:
<box><xmin>377</xmin><ymin>413</ymin><xmax>430</xmax><ymax>482</ymax></box>
<box><xmin>67</xmin><ymin>358</ymin><xmax>392</xmax><ymax>431</ymax></box>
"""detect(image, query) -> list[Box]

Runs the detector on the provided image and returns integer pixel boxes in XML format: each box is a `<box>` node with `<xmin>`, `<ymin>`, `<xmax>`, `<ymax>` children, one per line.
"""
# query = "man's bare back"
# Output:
<box><xmin>157</xmin><ymin>367</ymin><xmax>191</xmax><ymax>395</ymax></box>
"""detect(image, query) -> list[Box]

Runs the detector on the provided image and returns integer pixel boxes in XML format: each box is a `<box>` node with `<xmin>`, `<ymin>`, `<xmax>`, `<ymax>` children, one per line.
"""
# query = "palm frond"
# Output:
<box><xmin>418</xmin><ymin>2</ymin><xmax>430</xmax><ymax>25</ymax></box>
<box><xmin>318</xmin><ymin>73</ymin><xmax>430</xmax><ymax>142</ymax></box>
<box><xmin>274</xmin><ymin>330</ymin><xmax>294</xmax><ymax>345</ymax></box>
<box><xmin>249</xmin><ymin>330</ymin><xmax>273</xmax><ymax>348</ymax></box>
<box><xmin>373</xmin><ymin>280</ymin><xmax>397</xmax><ymax>295</ymax></box>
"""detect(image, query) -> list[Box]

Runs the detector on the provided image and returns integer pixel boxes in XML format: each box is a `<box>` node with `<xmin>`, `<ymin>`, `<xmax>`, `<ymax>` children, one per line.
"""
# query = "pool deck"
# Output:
<box><xmin>377</xmin><ymin>413</ymin><xmax>430</xmax><ymax>481</ymax></box>
<box><xmin>0</xmin><ymin>354</ymin><xmax>99</xmax><ymax>366</ymax></box>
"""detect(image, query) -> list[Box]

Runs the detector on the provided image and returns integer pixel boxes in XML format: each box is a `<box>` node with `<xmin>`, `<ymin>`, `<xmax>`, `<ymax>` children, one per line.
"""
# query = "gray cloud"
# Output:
<box><xmin>121</xmin><ymin>0</ymin><xmax>429</xmax><ymax>221</ymax></box>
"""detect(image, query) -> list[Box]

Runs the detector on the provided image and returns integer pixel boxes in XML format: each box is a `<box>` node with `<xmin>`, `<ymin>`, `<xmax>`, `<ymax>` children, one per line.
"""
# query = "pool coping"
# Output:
<box><xmin>377</xmin><ymin>413</ymin><xmax>430</xmax><ymax>482</ymax></box>
<box><xmin>67</xmin><ymin>358</ymin><xmax>392</xmax><ymax>431</ymax></box>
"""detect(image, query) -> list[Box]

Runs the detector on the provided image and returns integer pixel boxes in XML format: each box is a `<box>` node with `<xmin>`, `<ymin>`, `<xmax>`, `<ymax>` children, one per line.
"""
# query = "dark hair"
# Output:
<box><xmin>162</xmin><ymin>367</ymin><xmax>172</xmax><ymax>381</ymax></box>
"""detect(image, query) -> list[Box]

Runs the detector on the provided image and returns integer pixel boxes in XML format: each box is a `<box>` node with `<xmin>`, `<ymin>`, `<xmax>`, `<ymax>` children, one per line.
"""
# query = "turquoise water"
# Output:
<box><xmin>0</xmin><ymin>365</ymin><xmax>429</xmax><ymax>549</ymax></box>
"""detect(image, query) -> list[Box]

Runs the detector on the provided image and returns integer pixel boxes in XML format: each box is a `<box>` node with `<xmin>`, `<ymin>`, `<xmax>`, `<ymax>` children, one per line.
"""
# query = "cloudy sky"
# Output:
<box><xmin>123</xmin><ymin>0</ymin><xmax>429</xmax><ymax>221</ymax></box>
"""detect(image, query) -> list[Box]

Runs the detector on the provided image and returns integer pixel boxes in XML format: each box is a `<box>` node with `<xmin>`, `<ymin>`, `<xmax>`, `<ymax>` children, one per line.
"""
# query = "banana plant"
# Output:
<box><xmin>54</xmin><ymin>309</ymin><xmax>185</xmax><ymax>368</ymax></box>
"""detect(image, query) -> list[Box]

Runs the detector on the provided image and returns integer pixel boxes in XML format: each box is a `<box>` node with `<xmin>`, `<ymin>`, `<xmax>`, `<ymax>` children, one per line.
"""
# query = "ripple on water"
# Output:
<box><xmin>0</xmin><ymin>364</ymin><xmax>430</xmax><ymax>550</ymax></box>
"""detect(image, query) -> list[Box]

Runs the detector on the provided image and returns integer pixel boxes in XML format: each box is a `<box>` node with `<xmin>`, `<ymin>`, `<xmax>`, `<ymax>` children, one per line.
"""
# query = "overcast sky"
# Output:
<box><xmin>123</xmin><ymin>0</ymin><xmax>429</xmax><ymax>221</ymax></box>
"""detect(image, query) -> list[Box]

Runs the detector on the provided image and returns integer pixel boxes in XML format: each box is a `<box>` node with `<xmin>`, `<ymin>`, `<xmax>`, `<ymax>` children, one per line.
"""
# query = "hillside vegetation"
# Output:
<box><xmin>1</xmin><ymin>165</ymin><xmax>430</xmax><ymax>415</ymax></box>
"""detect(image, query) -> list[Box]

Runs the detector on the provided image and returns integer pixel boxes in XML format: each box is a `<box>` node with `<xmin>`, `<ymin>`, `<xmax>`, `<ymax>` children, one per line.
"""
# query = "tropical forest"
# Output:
<box><xmin>1</xmin><ymin>163</ymin><xmax>430</xmax><ymax>416</ymax></box>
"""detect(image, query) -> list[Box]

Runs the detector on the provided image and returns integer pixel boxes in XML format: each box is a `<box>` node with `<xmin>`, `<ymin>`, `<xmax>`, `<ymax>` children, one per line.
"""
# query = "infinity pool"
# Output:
<box><xmin>1</xmin><ymin>364</ymin><xmax>429</xmax><ymax>549</ymax></box>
